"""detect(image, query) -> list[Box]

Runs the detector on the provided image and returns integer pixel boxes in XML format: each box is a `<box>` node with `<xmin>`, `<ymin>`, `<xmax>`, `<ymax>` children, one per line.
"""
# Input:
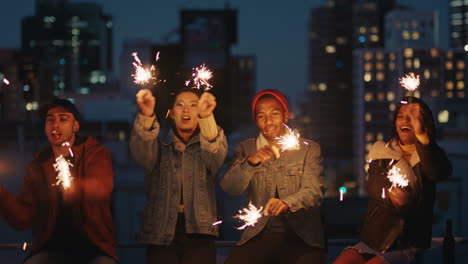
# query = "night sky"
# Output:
<box><xmin>0</xmin><ymin>0</ymin><xmax>448</xmax><ymax>104</ymax></box>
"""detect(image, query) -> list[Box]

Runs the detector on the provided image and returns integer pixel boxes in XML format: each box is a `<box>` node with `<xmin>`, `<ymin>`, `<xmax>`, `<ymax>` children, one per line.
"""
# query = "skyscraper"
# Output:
<box><xmin>449</xmin><ymin>0</ymin><xmax>468</xmax><ymax>49</ymax></box>
<box><xmin>22</xmin><ymin>0</ymin><xmax>113</xmax><ymax>96</ymax></box>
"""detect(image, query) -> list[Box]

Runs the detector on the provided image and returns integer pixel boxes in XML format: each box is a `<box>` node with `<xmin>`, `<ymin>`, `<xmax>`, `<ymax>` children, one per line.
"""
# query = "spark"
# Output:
<box><xmin>387</xmin><ymin>166</ymin><xmax>409</xmax><ymax>190</ymax></box>
<box><xmin>53</xmin><ymin>155</ymin><xmax>73</xmax><ymax>189</ymax></box>
<box><xmin>234</xmin><ymin>202</ymin><xmax>263</xmax><ymax>230</ymax></box>
<box><xmin>212</xmin><ymin>220</ymin><xmax>223</xmax><ymax>226</ymax></box>
<box><xmin>382</xmin><ymin>188</ymin><xmax>386</xmax><ymax>198</ymax></box>
<box><xmin>0</xmin><ymin>73</ymin><xmax>9</xmax><ymax>85</ymax></box>
<box><xmin>155</xmin><ymin>51</ymin><xmax>160</xmax><ymax>61</ymax></box>
<box><xmin>189</xmin><ymin>64</ymin><xmax>213</xmax><ymax>90</ymax></box>
<box><xmin>22</xmin><ymin>242</ymin><xmax>27</xmax><ymax>251</ymax></box>
<box><xmin>399</xmin><ymin>72</ymin><xmax>420</xmax><ymax>92</ymax></box>
<box><xmin>61</xmin><ymin>142</ymin><xmax>74</xmax><ymax>157</ymax></box>
<box><xmin>339</xmin><ymin>189</ymin><xmax>344</xmax><ymax>201</ymax></box>
<box><xmin>3</xmin><ymin>78</ymin><xmax>9</xmax><ymax>85</ymax></box>
<box><xmin>131</xmin><ymin>52</ymin><xmax>157</xmax><ymax>85</ymax></box>
<box><xmin>276</xmin><ymin>125</ymin><xmax>301</xmax><ymax>151</ymax></box>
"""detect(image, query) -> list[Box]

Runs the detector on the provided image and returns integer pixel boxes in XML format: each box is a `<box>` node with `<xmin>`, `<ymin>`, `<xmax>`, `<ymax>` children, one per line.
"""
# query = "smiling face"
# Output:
<box><xmin>395</xmin><ymin>104</ymin><xmax>418</xmax><ymax>145</ymax></box>
<box><xmin>170</xmin><ymin>91</ymin><xmax>200</xmax><ymax>137</ymax></box>
<box><xmin>254</xmin><ymin>96</ymin><xmax>289</xmax><ymax>143</ymax></box>
<box><xmin>45</xmin><ymin>106</ymin><xmax>80</xmax><ymax>147</ymax></box>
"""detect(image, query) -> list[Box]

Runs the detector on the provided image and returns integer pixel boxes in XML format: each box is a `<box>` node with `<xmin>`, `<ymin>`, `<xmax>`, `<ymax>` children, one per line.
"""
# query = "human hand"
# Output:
<box><xmin>388</xmin><ymin>187</ymin><xmax>410</xmax><ymax>208</ymax></box>
<box><xmin>264</xmin><ymin>198</ymin><xmax>289</xmax><ymax>216</ymax></box>
<box><xmin>198</xmin><ymin>92</ymin><xmax>216</xmax><ymax>118</ymax></box>
<box><xmin>247</xmin><ymin>145</ymin><xmax>278</xmax><ymax>165</ymax></box>
<box><xmin>136</xmin><ymin>89</ymin><xmax>156</xmax><ymax>117</ymax></box>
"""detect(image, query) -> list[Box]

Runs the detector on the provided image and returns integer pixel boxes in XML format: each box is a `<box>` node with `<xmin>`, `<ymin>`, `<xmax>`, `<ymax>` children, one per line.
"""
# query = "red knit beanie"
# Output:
<box><xmin>251</xmin><ymin>89</ymin><xmax>289</xmax><ymax>120</ymax></box>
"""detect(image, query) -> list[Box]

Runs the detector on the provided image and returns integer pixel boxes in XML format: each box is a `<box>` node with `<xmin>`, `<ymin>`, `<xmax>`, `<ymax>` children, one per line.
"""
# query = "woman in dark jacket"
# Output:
<box><xmin>334</xmin><ymin>96</ymin><xmax>452</xmax><ymax>264</ymax></box>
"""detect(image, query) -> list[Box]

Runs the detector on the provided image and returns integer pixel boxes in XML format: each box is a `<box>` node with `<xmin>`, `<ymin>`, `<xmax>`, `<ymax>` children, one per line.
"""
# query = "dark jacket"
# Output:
<box><xmin>0</xmin><ymin>136</ymin><xmax>118</xmax><ymax>261</ymax></box>
<box><xmin>359</xmin><ymin>140</ymin><xmax>452</xmax><ymax>253</ymax></box>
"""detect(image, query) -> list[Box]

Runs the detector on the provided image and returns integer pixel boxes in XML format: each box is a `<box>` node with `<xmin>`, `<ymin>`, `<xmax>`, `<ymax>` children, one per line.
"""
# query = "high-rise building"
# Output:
<box><xmin>385</xmin><ymin>8</ymin><xmax>438</xmax><ymax>50</ymax></box>
<box><xmin>449</xmin><ymin>0</ymin><xmax>468</xmax><ymax>49</ymax></box>
<box><xmin>22</xmin><ymin>0</ymin><xmax>113</xmax><ymax>96</ymax></box>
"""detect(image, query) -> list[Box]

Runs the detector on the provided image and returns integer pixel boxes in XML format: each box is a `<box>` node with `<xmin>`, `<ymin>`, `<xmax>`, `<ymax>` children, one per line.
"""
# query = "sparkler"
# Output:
<box><xmin>0</xmin><ymin>73</ymin><xmax>9</xmax><ymax>85</ymax></box>
<box><xmin>212</xmin><ymin>220</ymin><xmax>223</xmax><ymax>226</ymax></box>
<box><xmin>131</xmin><ymin>52</ymin><xmax>159</xmax><ymax>86</ymax></box>
<box><xmin>399</xmin><ymin>72</ymin><xmax>420</xmax><ymax>92</ymax></box>
<box><xmin>53</xmin><ymin>155</ymin><xmax>73</xmax><ymax>189</ymax></box>
<box><xmin>187</xmin><ymin>64</ymin><xmax>213</xmax><ymax>91</ymax></box>
<box><xmin>234</xmin><ymin>202</ymin><xmax>263</xmax><ymax>230</ymax></box>
<box><xmin>387</xmin><ymin>166</ymin><xmax>409</xmax><ymax>190</ymax></box>
<box><xmin>276</xmin><ymin>124</ymin><xmax>301</xmax><ymax>151</ymax></box>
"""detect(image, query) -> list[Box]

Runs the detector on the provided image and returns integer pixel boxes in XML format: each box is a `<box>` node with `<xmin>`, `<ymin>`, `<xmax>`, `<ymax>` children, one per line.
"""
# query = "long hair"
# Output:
<box><xmin>390</xmin><ymin>96</ymin><xmax>436</xmax><ymax>143</ymax></box>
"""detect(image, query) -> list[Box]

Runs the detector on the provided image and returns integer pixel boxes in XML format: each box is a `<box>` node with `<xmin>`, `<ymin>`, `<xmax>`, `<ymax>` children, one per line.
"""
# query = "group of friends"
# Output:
<box><xmin>0</xmin><ymin>87</ymin><xmax>452</xmax><ymax>264</ymax></box>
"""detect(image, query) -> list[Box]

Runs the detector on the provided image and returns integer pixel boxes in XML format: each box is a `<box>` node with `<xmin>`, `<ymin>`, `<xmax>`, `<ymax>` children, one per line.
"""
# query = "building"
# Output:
<box><xmin>22</xmin><ymin>0</ymin><xmax>113</xmax><ymax>96</ymax></box>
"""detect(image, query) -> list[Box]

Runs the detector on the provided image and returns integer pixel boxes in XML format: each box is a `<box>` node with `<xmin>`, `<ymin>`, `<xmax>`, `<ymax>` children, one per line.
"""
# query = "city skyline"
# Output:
<box><xmin>0</xmin><ymin>0</ymin><xmax>449</xmax><ymax>104</ymax></box>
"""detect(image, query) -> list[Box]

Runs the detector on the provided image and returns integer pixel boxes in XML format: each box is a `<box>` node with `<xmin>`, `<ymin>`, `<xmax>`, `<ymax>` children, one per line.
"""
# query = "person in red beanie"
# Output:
<box><xmin>221</xmin><ymin>89</ymin><xmax>326</xmax><ymax>264</ymax></box>
<box><xmin>0</xmin><ymin>99</ymin><xmax>118</xmax><ymax>264</ymax></box>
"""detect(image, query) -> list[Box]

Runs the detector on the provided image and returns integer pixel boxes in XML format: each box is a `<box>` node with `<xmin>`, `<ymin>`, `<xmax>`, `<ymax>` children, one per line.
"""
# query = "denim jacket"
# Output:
<box><xmin>221</xmin><ymin>135</ymin><xmax>325</xmax><ymax>247</ymax></box>
<box><xmin>130</xmin><ymin>114</ymin><xmax>228</xmax><ymax>245</ymax></box>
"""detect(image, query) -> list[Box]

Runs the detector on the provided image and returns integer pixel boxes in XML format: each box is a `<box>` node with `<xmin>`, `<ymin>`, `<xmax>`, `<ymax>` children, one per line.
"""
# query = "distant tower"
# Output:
<box><xmin>22</xmin><ymin>0</ymin><xmax>113</xmax><ymax>96</ymax></box>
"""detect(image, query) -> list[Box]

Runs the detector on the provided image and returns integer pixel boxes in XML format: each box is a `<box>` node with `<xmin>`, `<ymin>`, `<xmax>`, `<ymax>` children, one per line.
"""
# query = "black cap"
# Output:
<box><xmin>38</xmin><ymin>98</ymin><xmax>81</xmax><ymax>122</ymax></box>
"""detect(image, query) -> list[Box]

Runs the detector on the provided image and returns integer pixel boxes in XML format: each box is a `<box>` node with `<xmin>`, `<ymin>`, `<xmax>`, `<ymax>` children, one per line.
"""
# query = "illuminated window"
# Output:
<box><xmin>430</xmin><ymin>48</ymin><xmax>439</xmax><ymax>57</ymax></box>
<box><xmin>364</xmin><ymin>92</ymin><xmax>373</xmax><ymax>102</ymax></box>
<box><xmin>438</xmin><ymin>110</ymin><xmax>449</xmax><ymax>123</ymax></box>
<box><xmin>447</xmin><ymin>91</ymin><xmax>454</xmax><ymax>98</ymax></box>
<box><xmin>377</xmin><ymin>92</ymin><xmax>385</xmax><ymax>101</ymax></box>
<box><xmin>364</xmin><ymin>52</ymin><xmax>373</xmax><ymax>61</ymax></box>
<box><xmin>405</xmin><ymin>59</ymin><xmax>412</xmax><ymax>68</ymax></box>
<box><xmin>457</xmin><ymin>81</ymin><xmax>465</xmax><ymax>90</ymax></box>
<box><xmin>365</xmin><ymin>112</ymin><xmax>372</xmax><ymax>122</ymax></box>
<box><xmin>389</xmin><ymin>53</ymin><xmax>396</xmax><ymax>61</ymax></box>
<box><xmin>377</xmin><ymin>133</ymin><xmax>384</xmax><ymax>141</ymax></box>
<box><xmin>376</xmin><ymin>62</ymin><xmax>384</xmax><ymax>70</ymax></box>
<box><xmin>458</xmin><ymin>91</ymin><xmax>465</xmax><ymax>98</ymax></box>
<box><xmin>325</xmin><ymin>45</ymin><xmax>336</xmax><ymax>53</ymax></box>
<box><xmin>376</xmin><ymin>72</ymin><xmax>385</xmax><ymax>81</ymax></box>
<box><xmin>389</xmin><ymin>103</ymin><xmax>396</xmax><ymax>111</ymax></box>
<box><xmin>424</xmin><ymin>69</ymin><xmax>431</xmax><ymax>79</ymax></box>
<box><xmin>457</xmin><ymin>61</ymin><xmax>465</xmax><ymax>69</ymax></box>
<box><xmin>318</xmin><ymin>83</ymin><xmax>327</xmax><ymax>91</ymax></box>
<box><xmin>387</xmin><ymin>91</ymin><xmax>395</xmax><ymax>101</ymax></box>
<box><xmin>412</xmin><ymin>31</ymin><xmax>420</xmax><ymax>40</ymax></box>
<box><xmin>446</xmin><ymin>51</ymin><xmax>453</xmax><ymax>59</ymax></box>
<box><xmin>389</xmin><ymin>62</ymin><xmax>395</xmax><ymax>71</ymax></box>
<box><xmin>364</xmin><ymin>72</ymin><xmax>372</xmax><ymax>82</ymax></box>
<box><xmin>403</xmin><ymin>48</ymin><xmax>414</xmax><ymax>58</ymax></box>
<box><xmin>445</xmin><ymin>81</ymin><xmax>454</xmax><ymax>90</ymax></box>
<box><xmin>308</xmin><ymin>83</ymin><xmax>317</xmax><ymax>91</ymax></box>
<box><xmin>365</xmin><ymin>143</ymin><xmax>372</xmax><ymax>152</ymax></box>
<box><xmin>431</xmin><ymin>90</ymin><xmax>439</xmax><ymax>97</ymax></box>
<box><xmin>445</xmin><ymin>61</ymin><xmax>453</xmax><ymax>70</ymax></box>
<box><xmin>364</xmin><ymin>62</ymin><xmax>373</xmax><ymax>71</ymax></box>
<box><xmin>365</xmin><ymin>132</ymin><xmax>374</xmax><ymax>142</ymax></box>
<box><xmin>456</xmin><ymin>72</ymin><xmax>464</xmax><ymax>80</ymax></box>
<box><xmin>402</xmin><ymin>30</ymin><xmax>410</xmax><ymax>40</ymax></box>
<box><xmin>359</xmin><ymin>27</ymin><xmax>366</xmax><ymax>34</ymax></box>
<box><xmin>414</xmin><ymin>58</ymin><xmax>420</xmax><ymax>69</ymax></box>
<box><xmin>370</xmin><ymin>35</ymin><xmax>379</xmax><ymax>42</ymax></box>
<box><xmin>432</xmin><ymin>71</ymin><xmax>439</xmax><ymax>79</ymax></box>
<box><xmin>370</xmin><ymin>26</ymin><xmax>378</xmax><ymax>33</ymax></box>
<box><xmin>336</xmin><ymin>37</ymin><xmax>347</xmax><ymax>45</ymax></box>
<box><xmin>303</xmin><ymin>116</ymin><xmax>311</xmax><ymax>124</ymax></box>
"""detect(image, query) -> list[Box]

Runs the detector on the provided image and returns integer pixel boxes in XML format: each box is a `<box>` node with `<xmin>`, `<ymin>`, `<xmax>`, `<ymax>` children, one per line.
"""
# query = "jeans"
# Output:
<box><xmin>24</xmin><ymin>250</ymin><xmax>118</xmax><ymax>264</ymax></box>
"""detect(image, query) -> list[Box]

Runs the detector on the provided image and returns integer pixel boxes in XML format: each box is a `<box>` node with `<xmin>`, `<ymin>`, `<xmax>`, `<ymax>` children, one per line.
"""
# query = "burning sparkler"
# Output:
<box><xmin>53</xmin><ymin>155</ymin><xmax>73</xmax><ymax>189</ymax></box>
<box><xmin>131</xmin><ymin>52</ymin><xmax>157</xmax><ymax>85</ymax></box>
<box><xmin>387</xmin><ymin>166</ymin><xmax>409</xmax><ymax>190</ymax></box>
<box><xmin>399</xmin><ymin>72</ymin><xmax>420</xmax><ymax>100</ymax></box>
<box><xmin>234</xmin><ymin>202</ymin><xmax>263</xmax><ymax>230</ymax></box>
<box><xmin>276</xmin><ymin>124</ymin><xmax>302</xmax><ymax>153</ymax></box>
<box><xmin>187</xmin><ymin>64</ymin><xmax>213</xmax><ymax>91</ymax></box>
<box><xmin>0</xmin><ymin>73</ymin><xmax>9</xmax><ymax>85</ymax></box>
<box><xmin>212</xmin><ymin>220</ymin><xmax>223</xmax><ymax>226</ymax></box>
